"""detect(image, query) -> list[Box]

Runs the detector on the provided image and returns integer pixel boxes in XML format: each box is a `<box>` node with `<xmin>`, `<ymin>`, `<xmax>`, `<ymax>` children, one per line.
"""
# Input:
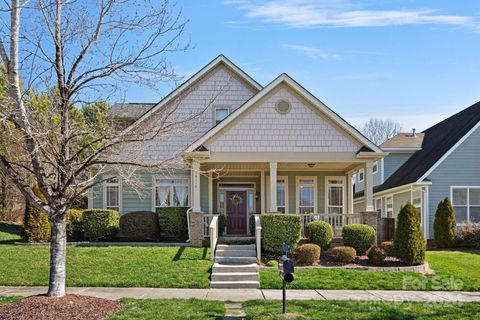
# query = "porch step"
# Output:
<box><xmin>210</xmin><ymin>280</ymin><xmax>260</xmax><ymax>289</ymax></box>
<box><xmin>211</xmin><ymin>244</ymin><xmax>260</xmax><ymax>289</ymax></box>
<box><xmin>211</xmin><ymin>272</ymin><xmax>259</xmax><ymax>282</ymax></box>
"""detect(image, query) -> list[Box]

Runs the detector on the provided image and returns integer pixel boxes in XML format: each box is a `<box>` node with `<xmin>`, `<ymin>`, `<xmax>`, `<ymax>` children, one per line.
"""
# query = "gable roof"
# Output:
<box><xmin>186</xmin><ymin>73</ymin><xmax>384</xmax><ymax>154</ymax></box>
<box><xmin>356</xmin><ymin>101</ymin><xmax>480</xmax><ymax>197</ymax></box>
<box><xmin>107</xmin><ymin>103</ymin><xmax>156</xmax><ymax>120</ymax></box>
<box><xmin>123</xmin><ymin>55</ymin><xmax>262</xmax><ymax>134</ymax></box>
<box><xmin>381</xmin><ymin>132</ymin><xmax>425</xmax><ymax>150</ymax></box>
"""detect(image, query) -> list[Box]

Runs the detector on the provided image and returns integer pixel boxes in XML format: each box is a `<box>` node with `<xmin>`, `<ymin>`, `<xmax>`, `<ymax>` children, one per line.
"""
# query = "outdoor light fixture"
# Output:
<box><xmin>307</xmin><ymin>163</ymin><xmax>315</xmax><ymax>168</ymax></box>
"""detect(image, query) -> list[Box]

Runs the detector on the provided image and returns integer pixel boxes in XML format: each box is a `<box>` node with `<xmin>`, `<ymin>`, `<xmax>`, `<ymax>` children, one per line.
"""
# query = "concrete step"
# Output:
<box><xmin>211</xmin><ymin>272</ymin><xmax>259</xmax><ymax>282</ymax></box>
<box><xmin>212</xmin><ymin>263</ymin><xmax>259</xmax><ymax>273</ymax></box>
<box><xmin>210</xmin><ymin>280</ymin><xmax>260</xmax><ymax>289</ymax></box>
<box><xmin>214</xmin><ymin>256</ymin><xmax>257</xmax><ymax>264</ymax></box>
<box><xmin>216</xmin><ymin>244</ymin><xmax>256</xmax><ymax>250</ymax></box>
<box><xmin>216</xmin><ymin>249</ymin><xmax>256</xmax><ymax>257</ymax></box>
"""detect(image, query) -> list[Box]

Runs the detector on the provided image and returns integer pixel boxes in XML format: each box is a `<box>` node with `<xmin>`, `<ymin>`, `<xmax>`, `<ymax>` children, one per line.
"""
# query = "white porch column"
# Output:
<box><xmin>364</xmin><ymin>160</ymin><xmax>374</xmax><ymax>212</ymax></box>
<box><xmin>260</xmin><ymin>170</ymin><xmax>266</xmax><ymax>213</ymax></box>
<box><xmin>191</xmin><ymin>160</ymin><xmax>201</xmax><ymax>212</ymax></box>
<box><xmin>208</xmin><ymin>171</ymin><xmax>213</xmax><ymax>214</ymax></box>
<box><xmin>269</xmin><ymin>162</ymin><xmax>277</xmax><ymax>212</ymax></box>
<box><xmin>347</xmin><ymin>171</ymin><xmax>354</xmax><ymax>213</ymax></box>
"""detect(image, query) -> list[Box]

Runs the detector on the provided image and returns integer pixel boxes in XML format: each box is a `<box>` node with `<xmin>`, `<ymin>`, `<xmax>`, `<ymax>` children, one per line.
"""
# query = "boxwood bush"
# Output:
<box><xmin>331</xmin><ymin>246</ymin><xmax>356</xmax><ymax>263</ymax></box>
<box><xmin>157</xmin><ymin>207</ymin><xmax>189</xmax><ymax>241</ymax></box>
<box><xmin>305</xmin><ymin>221</ymin><xmax>333</xmax><ymax>250</ymax></box>
<box><xmin>261</xmin><ymin>214</ymin><xmax>301</xmax><ymax>254</ymax></box>
<box><xmin>67</xmin><ymin>208</ymin><xmax>84</xmax><ymax>241</ymax></box>
<box><xmin>342</xmin><ymin>224</ymin><xmax>376</xmax><ymax>255</ymax></box>
<box><xmin>295</xmin><ymin>243</ymin><xmax>320</xmax><ymax>265</ymax></box>
<box><xmin>368</xmin><ymin>246</ymin><xmax>386</xmax><ymax>266</ymax></box>
<box><xmin>120</xmin><ymin>211</ymin><xmax>160</xmax><ymax>241</ymax></box>
<box><xmin>83</xmin><ymin>209</ymin><xmax>120</xmax><ymax>241</ymax></box>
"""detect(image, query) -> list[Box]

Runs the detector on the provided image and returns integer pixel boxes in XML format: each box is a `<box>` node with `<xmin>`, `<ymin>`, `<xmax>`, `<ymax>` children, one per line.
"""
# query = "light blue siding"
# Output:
<box><xmin>426</xmin><ymin>125</ymin><xmax>480</xmax><ymax>238</ymax></box>
<box><xmin>384</xmin><ymin>153</ymin><xmax>413</xmax><ymax>180</ymax></box>
<box><xmin>354</xmin><ymin>160</ymin><xmax>383</xmax><ymax>193</ymax></box>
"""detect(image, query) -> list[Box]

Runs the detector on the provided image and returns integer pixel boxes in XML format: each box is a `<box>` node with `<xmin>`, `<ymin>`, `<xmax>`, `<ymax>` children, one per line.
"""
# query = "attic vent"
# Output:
<box><xmin>275</xmin><ymin>99</ymin><xmax>291</xmax><ymax>114</ymax></box>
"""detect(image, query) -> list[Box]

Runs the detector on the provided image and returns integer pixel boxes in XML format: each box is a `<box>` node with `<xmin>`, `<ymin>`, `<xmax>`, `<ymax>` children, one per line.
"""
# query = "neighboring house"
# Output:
<box><xmin>88</xmin><ymin>55</ymin><xmax>385</xmax><ymax>235</ymax></box>
<box><xmin>354</xmin><ymin>102</ymin><xmax>480</xmax><ymax>240</ymax></box>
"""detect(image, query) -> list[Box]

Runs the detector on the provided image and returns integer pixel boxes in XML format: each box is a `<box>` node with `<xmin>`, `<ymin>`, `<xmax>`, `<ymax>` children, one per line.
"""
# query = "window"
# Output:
<box><xmin>358</xmin><ymin>169</ymin><xmax>364</xmax><ymax>182</ymax></box>
<box><xmin>296</xmin><ymin>177</ymin><xmax>317</xmax><ymax>214</ymax></box>
<box><xmin>452</xmin><ymin>187</ymin><xmax>480</xmax><ymax>224</ymax></box>
<box><xmin>373</xmin><ymin>161</ymin><xmax>378</xmax><ymax>174</ymax></box>
<box><xmin>214</xmin><ymin>107</ymin><xmax>229</xmax><ymax>125</ymax></box>
<box><xmin>155</xmin><ymin>177</ymin><xmax>189</xmax><ymax>208</ymax></box>
<box><xmin>386</xmin><ymin>196</ymin><xmax>393</xmax><ymax>218</ymax></box>
<box><xmin>326</xmin><ymin>177</ymin><xmax>345</xmax><ymax>214</ymax></box>
<box><xmin>412</xmin><ymin>189</ymin><xmax>423</xmax><ymax>224</ymax></box>
<box><xmin>104</xmin><ymin>177</ymin><xmax>120</xmax><ymax>212</ymax></box>
<box><xmin>267</xmin><ymin>176</ymin><xmax>288</xmax><ymax>213</ymax></box>
<box><xmin>375</xmin><ymin>198</ymin><xmax>382</xmax><ymax>216</ymax></box>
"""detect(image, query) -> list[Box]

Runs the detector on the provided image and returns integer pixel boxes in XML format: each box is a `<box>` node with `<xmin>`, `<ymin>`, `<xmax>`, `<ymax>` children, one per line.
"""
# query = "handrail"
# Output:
<box><xmin>209</xmin><ymin>215</ymin><xmax>219</xmax><ymax>261</ymax></box>
<box><xmin>186</xmin><ymin>207</ymin><xmax>193</xmax><ymax>243</ymax></box>
<box><xmin>254</xmin><ymin>214</ymin><xmax>262</xmax><ymax>261</ymax></box>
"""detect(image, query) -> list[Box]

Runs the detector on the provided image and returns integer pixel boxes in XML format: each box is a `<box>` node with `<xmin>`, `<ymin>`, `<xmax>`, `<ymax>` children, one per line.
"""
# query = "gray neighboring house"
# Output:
<box><xmin>354</xmin><ymin>102</ymin><xmax>480</xmax><ymax>240</ymax></box>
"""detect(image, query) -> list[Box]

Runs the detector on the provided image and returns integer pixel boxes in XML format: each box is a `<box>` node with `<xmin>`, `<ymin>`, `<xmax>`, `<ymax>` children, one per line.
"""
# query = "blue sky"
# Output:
<box><xmin>125</xmin><ymin>0</ymin><xmax>480</xmax><ymax>131</ymax></box>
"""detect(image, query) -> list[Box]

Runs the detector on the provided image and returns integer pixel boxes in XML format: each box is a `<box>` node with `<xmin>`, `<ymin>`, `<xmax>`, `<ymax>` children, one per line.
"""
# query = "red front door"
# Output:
<box><xmin>226</xmin><ymin>191</ymin><xmax>247</xmax><ymax>234</ymax></box>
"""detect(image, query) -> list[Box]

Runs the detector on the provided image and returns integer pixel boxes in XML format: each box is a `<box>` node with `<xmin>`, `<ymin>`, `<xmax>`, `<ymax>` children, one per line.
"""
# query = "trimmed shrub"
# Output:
<box><xmin>379</xmin><ymin>241</ymin><xmax>394</xmax><ymax>256</ymax></box>
<box><xmin>67</xmin><ymin>209</ymin><xmax>84</xmax><ymax>241</ymax></box>
<box><xmin>83</xmin><ymin>209</ymin><xmax>120</xmax><ymax>241</ymax></box>
<box><xmin>331</xmin><ymin>246</ymin><xmax>356</xmax><ymax>263</ymax></box>
<box><xmin>433</xmin><ymin>197</ymin><xmax>457</xmax><ymax>248</ymax></box>
<box><xmin>342</xmin><ymin>224</ymin><xmax>376</xmax><ymax>255</ymax></box>
<box><xmin>368</xmin><ymin>246</ymin><xmax>386</xmax><ymax>266</ymax></box>
<box><xmin>295</xmin><ymin>243</ymin><xmax>320</xmax><ymax>265</ymax></box>
<box><xmin>305</xmin><ymin>221</ymin><xmax>333</xmax><ymax>251</ymax></box>
<box><xmin>393</xmin><ymin>203</ymin><xmax>426</xmax><ymax>265</ymax></box>
<box><xmin>157</xmin><ymin>207</ymin><xmax>189</xmax><ymax>241</ymax></box>
<box><xmin>458</xmin><ymin>222</ymin><xmax>480</xmax><ymax>248</ymax></box>
<box><xmin>266</xmin><ymin>260</ymin><xmax>279</xmax><ymax>267</ymax></box>
<box><xmin>119</xmin><ymin>211</ymin><xmax>160</xmax><ymax>241</ymax></box>
<box><xmin>249</xmin><ymin>214</ymin><xmax>255</xmax><ymax>234</ymax></box>
<box><xmin>22</xmin><ymin>185</ymin><xmax>50</xmax><ymax>243</ymax></box>
<box><xmin>261</xmin><ymin>214</ymin><xmax>302</xmax><ymax>254</ymax></box>
<box><xmin>218</xmin><ymin>214</ymin><xmax>226</xmax><ymax>235</ymax></box>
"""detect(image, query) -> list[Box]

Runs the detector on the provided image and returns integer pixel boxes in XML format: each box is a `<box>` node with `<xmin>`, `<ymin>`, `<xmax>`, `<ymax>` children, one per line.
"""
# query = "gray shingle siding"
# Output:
<box><xmin>426</xmin><ymin>124</ymin><xmax>480</xmax><ymax>238</ymax></box>
<box><xmin>383</xmin><ymin>153</ymin><xmax>413</xmax><ymax>180</ymax></box>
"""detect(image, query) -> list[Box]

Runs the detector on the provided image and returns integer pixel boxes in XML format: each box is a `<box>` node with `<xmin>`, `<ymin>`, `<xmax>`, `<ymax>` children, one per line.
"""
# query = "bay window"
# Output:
<box><xmin>155</xmin><ymin>177</ymin><xmax>189</xmax><ymax>208</ymax></box>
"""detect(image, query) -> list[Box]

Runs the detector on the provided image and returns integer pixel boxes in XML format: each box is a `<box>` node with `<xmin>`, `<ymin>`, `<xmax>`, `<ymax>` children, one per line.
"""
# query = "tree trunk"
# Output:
<box><xmin>47</xmin><ymin>213</ymin><xmax>67</xmax><ymax>297</ymax></box>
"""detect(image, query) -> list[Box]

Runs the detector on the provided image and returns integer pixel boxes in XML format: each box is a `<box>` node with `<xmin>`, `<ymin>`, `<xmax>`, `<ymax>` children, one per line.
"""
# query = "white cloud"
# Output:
<box><xmin>226</xmin><ymin>0</ymin><xmax>476</xmax><ymax>29</ymax></box>
<box><xmin>282</xmin><ymin>44</ymin><xmax>343</xmax><ymax>60</ymax></box>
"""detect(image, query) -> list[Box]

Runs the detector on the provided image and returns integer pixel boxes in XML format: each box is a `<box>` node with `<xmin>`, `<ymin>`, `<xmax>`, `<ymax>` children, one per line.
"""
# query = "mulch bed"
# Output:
<box><xmin>0</xmin><ymin>294</ymin><xmax>122</xmax><ymax>320</ymax></box>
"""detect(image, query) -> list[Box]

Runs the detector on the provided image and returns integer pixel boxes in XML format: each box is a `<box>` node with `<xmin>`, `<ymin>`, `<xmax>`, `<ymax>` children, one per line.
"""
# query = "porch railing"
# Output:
<box><xmin>209</xmin><ymin>215</ymin><xmax>219</xmax><ymax>261</ymax></box>
<box><xmin>299</xmin><ymin>213</ymin><xmax>363</xmax><ymax>236</ymax></box>
<box><xmin>254</xmin><ymin>214</ymin><xmax>262</xmax><ymax>261</ymax></box>
<box><xmin>203</xmin><ymin>214</ymin><xmax>214</xmax><ymax>237</ymax></box>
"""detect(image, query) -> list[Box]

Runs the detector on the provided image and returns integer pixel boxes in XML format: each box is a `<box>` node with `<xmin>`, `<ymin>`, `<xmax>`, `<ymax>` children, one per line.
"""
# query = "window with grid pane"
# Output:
<box><xmin>105</xmin><ymin>178</ymin><xmax>120</xmax><ymax>211</ymax></box>
<box><xmin>326</xmin><ymin>177</ymin><xmax>344</xmax><ymax>214</ymax></box>
<box><xmin>452</xmin><ymin>187</ymin><xmax>480</xmax><ymax>224</ymax></box>
<box><xmin>297</xmin><ymin>177</ymin><xmax>316</xmax><ymax>214</ymax></box>
<box><xmin>155</xmin><ymin>178</ymin><xmax>189</xmax><ymax>208</ymax></box>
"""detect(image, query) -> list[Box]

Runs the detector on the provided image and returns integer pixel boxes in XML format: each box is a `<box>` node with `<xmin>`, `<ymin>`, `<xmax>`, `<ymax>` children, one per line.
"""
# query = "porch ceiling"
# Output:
<box><xmin>204</xmin><ymin>162</ymin><xmax>361</xmax><ymax>172</ymax></box>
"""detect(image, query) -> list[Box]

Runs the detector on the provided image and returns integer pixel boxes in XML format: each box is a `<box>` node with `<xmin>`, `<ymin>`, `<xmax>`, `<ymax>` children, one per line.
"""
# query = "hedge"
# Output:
<box><xmin>67</xmin><ymin>209</ymin><xmax>84</xmax><ymax>241</ymax></box>
<box><xmin>83</xmin><ymin>209</ymin><xmax>120</xmax><ymax>241</ymax></box>
<box><xmin>393</xmin><ymin>202</ymin><xmax>426</xmax><ymax>265</ymax></box>
<box><xmin>342</xmin><ymin>224</ymin><xmax>376</xmax><ymax>255</ymax></box>
<box><xmin>433</xmin><ymin>197</ymin><xmax>456</xmax><ymax>248</ymax></box>
<box><xmin>120</xmin><ymin>211</ymin><xmax>160</xmax><ymax>241</ymax></box>
<box><xmin>22</xmin><ymin>185</ymin><xmax>50</xmax><ymax>243</ymax></box>
<box><xmin>368</xmin><ymin>246</ymin><xmax>386</xmax><ymax>266</ymax></box>
<box><xmin>261</xmin><ymin>214</ymin><xmax>301</xmax><ymax>254</ymax></box>
<box><xmin>331</xmin><ymin>246</ymin><xmax>356</xmax><ymax>263</ymax></box>
<box><xmin>157</xmin><ymin>207</ymin><xmax>189</xmax><ymax>241</ymax></box>
<box><xmin>305</xmin><ymin>221</ymin><xmax>333</xmax><ymax>250</ymax></box>
<box><xmin>295</xmin><ymin>243</ymin><xmax>320</xmax><ymax>265</ymax></box>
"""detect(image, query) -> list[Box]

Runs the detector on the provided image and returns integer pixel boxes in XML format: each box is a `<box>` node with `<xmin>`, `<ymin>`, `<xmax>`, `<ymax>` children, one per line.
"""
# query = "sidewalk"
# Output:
<box><xmin>1</xmin><ymin>286</ymin><xmax>480</xmax><ymax>302</ymax></box>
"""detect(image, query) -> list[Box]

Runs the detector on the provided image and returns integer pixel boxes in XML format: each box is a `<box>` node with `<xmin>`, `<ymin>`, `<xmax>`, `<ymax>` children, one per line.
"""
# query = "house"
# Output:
<box><xmin>88</xmin><ymin>55</ymin><xmax>386</xmax><ymax>236</ymax></box>
<box><xmin>354</xmin><ymin>102</ymin><xmax>480</xmax><ymax>240</ymax></box>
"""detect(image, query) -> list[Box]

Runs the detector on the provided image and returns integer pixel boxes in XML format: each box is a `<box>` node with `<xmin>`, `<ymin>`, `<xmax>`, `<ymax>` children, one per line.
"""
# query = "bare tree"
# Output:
<box><xmin>360</xmin><ymin>118</ymin><xmax>403</xmax><ymax>145</ymax></box>
<box><xmin>0</xmin><ymin>0</ymin><xmax>222</xmax><ymax>297</ymax></box>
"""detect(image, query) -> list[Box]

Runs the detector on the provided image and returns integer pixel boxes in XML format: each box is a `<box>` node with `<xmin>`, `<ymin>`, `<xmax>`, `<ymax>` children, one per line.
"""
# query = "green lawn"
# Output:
<box><xmin>108</xmin><ymin>299</ymin><xmax>225</xmax><ymax>320</ymax></box>
<box><xmin>0</xmin><ymin>296</ymin><xmax>21</xmax><ymax>306</ymax></box>
<box><xmin>261</xmin><ymin>250</ymin><xmax>480</xmax><ymax>291</ymax></box>
<box><xmin>0</xmin><ymin>222</ymin><xmax>22</xmax><ymax>244</ymax></box>
<box><xmin>0</xmin><ymin>245</ymin><xmax>212</xmax><ymax>288</ymax></box>
<box><xmin>243</xmin><ymin>300</ymin><xmax>480</xmax><ymax>320</ymax></box>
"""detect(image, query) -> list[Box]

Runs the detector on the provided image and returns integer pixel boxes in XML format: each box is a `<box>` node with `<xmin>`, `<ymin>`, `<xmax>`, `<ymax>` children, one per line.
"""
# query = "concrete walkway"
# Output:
<box><xmin>1</xmin><ymin>286</ymin><xmax>480</xmax><ymax>302</ymax></box>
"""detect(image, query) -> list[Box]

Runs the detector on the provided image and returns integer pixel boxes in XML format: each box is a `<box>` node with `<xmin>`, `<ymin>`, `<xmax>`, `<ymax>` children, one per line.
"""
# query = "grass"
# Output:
<box><xmin>0</xmin><ymin>222</ymin><xmax>22</xmax><ymax>244</ymax></box>
<box><xmin>0</xmin><ymin>296</ymin><xmax>21</xmax><ymax>306</ymax></box>
<box><xmin>108</xmin><ymin>299</ymin><xmax>225</xmax><ymax>320</ymax></box>
<box><xmin>243</xmin><ymin>300</ymin><xmax>480</xmax><ymax>320</ymax></box>
<box><xmin>260</xmin><ymin>250</ymin><xmax>480</xmax><ymax>291</ymax></box>
<box><xmin>0</xmin><ymin>245</ymin><xmax>212</xmax><ymax>288</ymax></box>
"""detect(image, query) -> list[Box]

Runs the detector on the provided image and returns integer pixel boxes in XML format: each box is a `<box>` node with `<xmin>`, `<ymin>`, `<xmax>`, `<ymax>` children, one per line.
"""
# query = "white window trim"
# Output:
<box><xmin>152</xmin><ymin>176</ymin><xmax>190</xmax><ymax>211</ymax></box>
<box><xmin>411</xmin><ymin>188</ymin><xmax>423</xmax><ymax>225</ymax></box>
<box><xmin>375</xmin><ymin>198</ymin><xmax>383</xmax><ymax>216</ymax></box>
<box><xmin>103</xmin><ymin>177</ymin><xmax>122</xmax><ymax>213</ymax></box>
<box><xmin>266</xmin><ymin>176</ymin><xmax>289</xmax><ymax>213</ymax></box>
<box><xmin>213</xmin><ymin>106</ymin><xmax>230</xmax><ymax>126</ymax></box>
<box><xmin>373</xmin><ymin>161</ymin><xmax>378</xmax><ymax>174</ymax></box>
<box><xmin>358</xmin><ymin>168</ymin><xmax>365</xmax><ymax>182</ymax></box>
<box><xmin>451</xmin><ymin>186</ymin><xmax>480</xmax><ymax>226</ymax></box>
<box><xmin>217</xmin><ymin>181</ymin><xmax>256</xmax><ymax>215</ymax></box>
<box><xmin>324</xmin><ymin>176</ymin><xmax>346</xmax><ymax>214</ymax></box>
<box><xmin>386</xmin><ymin>195</ymin><xmax>393</xmax><ymax>218</ymax></box>
<box><xmin>296</xmin><ymin>176</ymin><xmax>318</xmax><ymax>214</ymax></box>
